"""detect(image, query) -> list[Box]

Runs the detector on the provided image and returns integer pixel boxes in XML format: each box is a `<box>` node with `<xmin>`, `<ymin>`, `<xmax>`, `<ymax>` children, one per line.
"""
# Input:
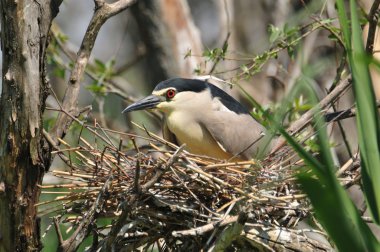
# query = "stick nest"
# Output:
<box><xmin>39</xmin><ymin>123</ymin><xmax>345</xmax><ymax>251</ymax></box>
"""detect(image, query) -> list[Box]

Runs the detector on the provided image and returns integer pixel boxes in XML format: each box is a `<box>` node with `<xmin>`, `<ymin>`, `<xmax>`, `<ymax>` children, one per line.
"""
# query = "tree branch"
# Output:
<box><xmin>366</xmin><ymin>0</ymin><xmax>380</xmax><ymax>54</ymax></box>
<box><xmin>50</xmin><ymin>0</ymin><xmax>137</xmax><ymax>143</ymax></box>
<box><xmin>271</xmin><ymin>77</ymin><xmax>351</xmax><ymax>154</ymax></box>
<box><xmin>58</xmin><ymin>175</ymin><xmax>113</xmax><ymax>252</ymax></box>
<box><xmin>104</xmin><ymin>145</ymin><xmax>185</xmax><ymax>250</ymax></box>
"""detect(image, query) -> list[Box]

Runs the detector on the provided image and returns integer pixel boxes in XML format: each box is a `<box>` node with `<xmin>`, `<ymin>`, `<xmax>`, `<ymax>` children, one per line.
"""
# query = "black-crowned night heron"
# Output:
<box><xmin>123</xmin><ymin>78</ymin><xmax>270</xmax><ymax>160</ymax></box>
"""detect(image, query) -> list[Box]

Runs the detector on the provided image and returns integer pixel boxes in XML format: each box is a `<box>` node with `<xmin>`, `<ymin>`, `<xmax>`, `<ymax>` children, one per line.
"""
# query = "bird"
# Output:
<box><xmin>123</xmin><ymin>78</ymin><xmax>271</xmax><ymax>160</ymax></box>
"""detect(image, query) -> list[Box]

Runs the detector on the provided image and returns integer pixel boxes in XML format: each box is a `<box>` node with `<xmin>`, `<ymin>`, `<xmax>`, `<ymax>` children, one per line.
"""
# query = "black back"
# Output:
<box><xmin>208</xmin><ymin>83</ymin><xmax>250</xmax><ymax>115</ymax></box>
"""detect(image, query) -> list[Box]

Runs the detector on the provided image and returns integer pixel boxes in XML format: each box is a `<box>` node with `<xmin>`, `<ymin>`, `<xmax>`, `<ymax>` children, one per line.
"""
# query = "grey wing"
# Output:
<box><xmin>199</xmin><ymin>112</ymin><xmax>269</xmax><ymax>159</ymax></box>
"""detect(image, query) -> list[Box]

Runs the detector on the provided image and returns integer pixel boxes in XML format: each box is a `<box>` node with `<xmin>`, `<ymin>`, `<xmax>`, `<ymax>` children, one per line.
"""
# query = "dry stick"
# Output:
<box><xmin>330</xmin><ymin>104</ymin><xmax>354</xmax><ymax>158</ymax></box>
<box><xmin>184</xmin><ymin>163</ymin><xmax>264</xmax><ymax>202</ymax></box>
<box><xmin>204</xmin><ymin>161</ymin><xmax>256</xmax><ymax>169</ymax></box>
<box><xmin>336</xmin><ymin>154</ymin><xmax>360</xmax><ymax>177</ymax></box>
<box><xmin>57</xmin><ymin>175</ymin><xmax>113</xmax><ymax>252</ymax></box>
<box><xmin>97</xmin><ymin>121</ymin><xmax>120</xmax><ymax>149</ymax></box>
<box><xmin>50</xmin><ymin>0</ymin><xmax>137</xmax><ymax>144</ymax></box>
<box><xmin>170</xmin><ymin>166</ymin><xmax>222</xmax><ymax>218</ymax></box>
<box><xmin>85</xmin><ymin>125</ymin><xmax>153</xmax><ymax>141</ymax></box>
<box><xmin>53</xmin><ymin>217</ymin><xmax>65</xmax><ymax>246</ymax></box>
<box><xmin>58</xmin><ymin>138</ymin><xmax>87</xmax><ymax>160</ymax></box>
<box><xmin>54</xmin><ymin>106</ymin><xmax>115</xmax><ymax>147</ymax></box>
<box><xmin>104</xmin><ymin>145</ymin><xmax>185</xmax><ymax>250</ymax></box>
<box><xmin>244</xmin><ymin>229</ymin><xmax>331</xmax><ymax>252</ymax></box>
<box><xmin>184</xmin><ymin>159</ymin><xmax>305</xmax><ymax>203</ymax></box>
<box><xmin>134</xmin><ymin>159</ymin><xmax>141</xmax><ymax>193</ymax></box>
<box><xmin>217</xmin><ymin>196</ymin><xmax>245</xmax><ymax>213</ymax></box>
<box><xmin>366</xmin><ymin>0</ymin><xmax>380</xmax><ymax>54</ymax></box>
<box><xmin>43</xmin><ymin>129</ymin><xmax>80</xmax><ymax>170</ymax></box>
<box><xmin>79</xmin><ymin>139</ymin><xmax>119</xmax><ymax>172</ymax></box>
<box><xmin>152</xmin><ymin>196</ymin><xmax>214</xmax><ymax>219</ymax></box>
<box><xmin>38</xmin><ymin>183</ymin><xmax>89</xmax><ymax>189</ymax></box>
<box><xmin>52</xmin><ymin>171</ymin><xmax>96</xmax><ymax>180</ymax></box>
<box><xmin>289</xmin><ymin>76</ymin><xmax>351</xmax><ymax>132</ymax></box>
<box><xmin>325</xmin><ymin>100</ymin><xmax>380</xmax><ymax>123</ymax></box>
<box><xmin>205</xmin><ymin>198</ymin><xmax>237</xmax><ymax>249</ymax></box>
<box><xmin>210</xmin><ymin>212</ymin><xmax>248</xmax><ymax>251</ymax></box>
<box><xmin>172</xmin><ymin>215</ymin><xmax>238</xmax><ymax>237</ymax></box>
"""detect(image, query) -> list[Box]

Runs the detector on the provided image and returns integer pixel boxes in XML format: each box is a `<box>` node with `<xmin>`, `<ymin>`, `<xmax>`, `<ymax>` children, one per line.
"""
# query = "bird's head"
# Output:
<box><xmin>122</xmin><ymin>78</ymin><xmax>211</xmax><ymax>114</ymax></box>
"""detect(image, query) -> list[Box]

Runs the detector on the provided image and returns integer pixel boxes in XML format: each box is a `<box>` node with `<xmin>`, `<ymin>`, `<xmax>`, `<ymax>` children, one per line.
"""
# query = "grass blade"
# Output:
<box><xmin>337</xmin><ymin>0</ymin><xmax>380</xmax><ymax>224</ymax></box>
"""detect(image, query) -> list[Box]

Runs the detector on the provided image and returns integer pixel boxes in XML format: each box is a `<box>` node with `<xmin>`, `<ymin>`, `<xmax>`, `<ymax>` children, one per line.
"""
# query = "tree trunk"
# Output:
<box><xmin>131</xmin><ymin>0</ymin><xmax>203</xmax><ymax>87</ymax></box>
<box><xmin>0</xmin><ymin>0</ymin><xmax>61</xmax><ymax>251</ymax></box>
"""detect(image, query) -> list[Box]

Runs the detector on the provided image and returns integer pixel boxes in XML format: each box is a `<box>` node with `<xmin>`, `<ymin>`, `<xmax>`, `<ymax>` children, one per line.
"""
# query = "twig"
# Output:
<box><xmin>53</xmin><ymin>217</ymin><xmax>64</xmax><ymax>246</ymax></box>
<box><xmin>58</xmin><ymin>175</ymin><xmax>113</xmax><ymax>252</ymax></box>
<box><xmin>43</xmin><ymin>129</ymin><xmax>80</xmax><ymax>170</ymax></box>
<box><xmin>134</xmin><ymin>159</ymin><xmax>141</xmax><ymax>193</ymax></box>
<box><xmin>51</xmin><ymin>27</ymin><xmax>141</xmax><ymax>105</ymax></box>
<box><xmin>324</xmin><ymin>100</ymin><xmax>380</xmax><ymax>122</ymax></box>
<box><xmin>172</xmin><ymin>215</ymin><xmax>238</xmax><ymax>237</ymax></box>
<box><xmin>366</xmin><ymin>0</ymin><xmax>380</xmax><ymax>54</ymax></box>
<box><xmin>209</xmin><ymin>32</ymin><xmax>230</xmax><ymax>74</ymax></box>
<box><xmin>205</xmin><ymin>198</ymin><xmax>237</xmax><ymax>249</ymax></box>
<box><xmin>142</xmin><ymin>145</ymin><xmax>185</xmax><ymax>191</ymax></box>
<box><xmin>330</xmin><ymin>104</ymin><xmax>353</xmax><ymax>158</ymax></box>
<box><xmin>211</xmin><ymin>212</ymin><xmax>248</xmax><ymax>251</ymax></box>
<box><xmin>271</xmin><ymin>76</ymin><xmax>351</xmax><ymax>154</ymax></box>
<box><xmin>104</xmin><ymin>145</ymin><xmax>185</xmax><ymax>250</ymax></box>
<box><xmin>50</xmin><ymin>0</ymin><xmax>137</xmax><ymax>143</ymax></box>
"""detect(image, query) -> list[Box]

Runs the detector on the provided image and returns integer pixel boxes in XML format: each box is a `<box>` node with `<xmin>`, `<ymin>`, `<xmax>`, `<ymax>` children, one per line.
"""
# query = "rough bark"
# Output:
<box><xmin>0</xmin><ymin>0</ymin><xmax>61</xmax><ymax>251</ymax></box>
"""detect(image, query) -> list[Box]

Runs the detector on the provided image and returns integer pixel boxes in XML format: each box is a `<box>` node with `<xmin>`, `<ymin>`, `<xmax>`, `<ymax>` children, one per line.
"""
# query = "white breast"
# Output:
<box><xmin>165</xmin><ymin>111</ymin><xmax>232</xmax><ymax>159</ymax></box>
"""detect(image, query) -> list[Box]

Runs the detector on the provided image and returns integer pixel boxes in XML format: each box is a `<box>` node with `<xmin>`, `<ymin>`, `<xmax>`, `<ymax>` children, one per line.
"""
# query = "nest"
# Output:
<box><xmin>38</xmin><ymin>122</ymin><xmax>348</xmax><ymax>251</ymax></box>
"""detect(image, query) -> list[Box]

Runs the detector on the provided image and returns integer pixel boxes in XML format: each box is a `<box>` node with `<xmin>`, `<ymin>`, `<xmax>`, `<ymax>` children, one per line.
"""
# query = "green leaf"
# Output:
<box><xmin>300</xmin><ymin>106</ymin><xmax>378</xmax><ymax>251</ymax></box>
<box><xmin>353</xmin><ymin>46</ymin><xmax>380</xmax><ymax>222</ymax></box>
<box><xmin>244</xmin><ymin>66</ymin><xmax>380</xmax><ymax>251</ymax></box>
<box><xmin>295</xmin><ymin>84</ymin><xmax>380</xmax><ymax>252</ymax></box>
<box><xmin>86</xmin><ymin>83</ymin><xmax>106</xmax><ymax>96</ymax></box>
<box><xmin>94</xmin><ymin>59</ymin><xmax>106</xmax><ymax>72</ymax></box>
<box><xmin>338</xmin><ymin>0</ymin><xmax>380</xmax><ymax>225</ymax></box>
<box><xmin>299</xmin><ymin>172</ymin><xmax>379</xmax><ymax>252</ymax></box>
<box><xmin>335</xmin><ymin>0</ymin><xmax>351</xmax><ymax>49</ymax></box>
<box><xmin>53</xmin><ymin>67</ymin><xmax>65</xmax><ymax>79</ymax></box>
<box><xmin>184</xmin><ymin>49</ymin><xmax>192</xmax><ymax>59</ymax></box>
<box><xmin>268</xmin><ymin>24</ymin><xmax>283</xmax><ymax>44</ymax></box>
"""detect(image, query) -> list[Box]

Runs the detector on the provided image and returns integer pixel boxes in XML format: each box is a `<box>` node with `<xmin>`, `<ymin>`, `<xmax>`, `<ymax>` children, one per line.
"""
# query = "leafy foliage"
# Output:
<box><xmin>86</xmin><ymin>59</ymin><xmax>116</xmax><ymax>97</ymax></box>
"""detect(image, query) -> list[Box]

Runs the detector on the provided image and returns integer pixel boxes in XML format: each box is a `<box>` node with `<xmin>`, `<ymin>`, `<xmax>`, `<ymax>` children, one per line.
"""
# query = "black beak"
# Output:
<box><xmin>122</xmin><ymin>95</ymin><xmax>161</xmax><ymax>113</ymax></box>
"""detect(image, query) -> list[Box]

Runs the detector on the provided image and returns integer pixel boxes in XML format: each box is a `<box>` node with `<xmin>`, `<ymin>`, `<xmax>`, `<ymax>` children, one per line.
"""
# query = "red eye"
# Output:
<box><xmin>166</xmin><ymin>89</ymin><xmax>176</xmax><ymax>99</ymax></box>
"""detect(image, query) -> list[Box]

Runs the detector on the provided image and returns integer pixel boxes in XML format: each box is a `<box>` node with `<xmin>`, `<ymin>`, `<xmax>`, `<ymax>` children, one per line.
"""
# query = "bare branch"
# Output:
<box><xmin>104</xmin><ymin>145</ymin><xmax>185</xmax><ymax>250</ymax></box>
<box><xmin>271</xmin><ymin>76</ymin><xmax>351</xmax><ymax>154</ymax></box>
<box><xmin>94</xmin><ymin>0</ymin><xmax>105</xmax><ymax>9</ymax></box>
<box><xmin>50</xmin><ymin>0</ymin><xmax>137</xmax><ymax>143</ymax></box>
<box><xmin>172</xmin><ymin>215</ymin><xmax>238</xmax><ymax>237</ymax></box>
<box><xmin>59</xmin><ymin>175</ymin><xmax>113</xmax><ymax>252</ymax></box>
<box><xmin>366</xmin><ymin>0</ymin><xmax>380</xmax><ymax>54</ymax></box>
<box><xmin>325</xmin><ymin>100</ymin><xmax>380</xmax><ymax>122</ymax></box>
